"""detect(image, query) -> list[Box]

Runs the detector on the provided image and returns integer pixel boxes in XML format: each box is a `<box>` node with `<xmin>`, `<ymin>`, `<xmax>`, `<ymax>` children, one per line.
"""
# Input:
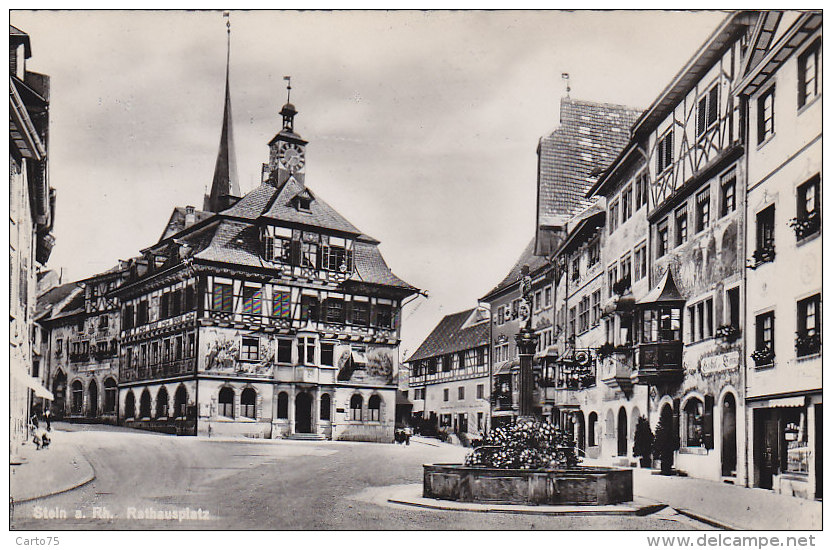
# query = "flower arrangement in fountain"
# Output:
<box><xmin>464</xmin><ymin>421</ymin><xmax>580</xmax><ymax>470</ymax></box>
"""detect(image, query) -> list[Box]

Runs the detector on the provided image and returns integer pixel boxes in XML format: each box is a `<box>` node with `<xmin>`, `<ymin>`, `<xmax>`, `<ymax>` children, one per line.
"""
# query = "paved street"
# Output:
<box><xmin>10</xmin><ymin>424</ymin><xmax>703</xmax><ymax>530</ymax></box>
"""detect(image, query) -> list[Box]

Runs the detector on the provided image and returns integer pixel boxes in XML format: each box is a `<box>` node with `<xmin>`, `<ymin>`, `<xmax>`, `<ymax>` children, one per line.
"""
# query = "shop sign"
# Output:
<box><xmin>700</xmin><ymin>351</ymin><xmax>740</xmax><ymax>374</ymax></box>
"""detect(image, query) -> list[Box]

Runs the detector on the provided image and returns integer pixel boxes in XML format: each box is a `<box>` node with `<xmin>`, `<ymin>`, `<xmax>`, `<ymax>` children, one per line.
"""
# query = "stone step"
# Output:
<box><xmin>287</xmin><ymin>433</ymin><xmax>327</xmax><ymax>441</ymax></box>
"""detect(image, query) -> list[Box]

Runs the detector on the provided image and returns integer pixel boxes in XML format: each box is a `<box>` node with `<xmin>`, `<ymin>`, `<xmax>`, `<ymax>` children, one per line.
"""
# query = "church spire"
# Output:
<box><xmin>205</xmin><ymin>11</ymin><xmax>240</xmax><ymax>213</ymax></box>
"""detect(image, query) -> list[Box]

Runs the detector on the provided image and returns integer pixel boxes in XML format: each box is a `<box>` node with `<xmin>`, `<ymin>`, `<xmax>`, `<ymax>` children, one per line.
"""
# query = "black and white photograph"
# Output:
<box><xmin>8</xmin><ymin>7</ymin><xmax>823</xmax><ymax>537</ymax></box>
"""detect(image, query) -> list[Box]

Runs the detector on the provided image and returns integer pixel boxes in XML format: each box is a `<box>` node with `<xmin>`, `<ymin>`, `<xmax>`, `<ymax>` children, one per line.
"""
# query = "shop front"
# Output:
<box><xmin>750</xmin><ymin>395</ymin><xmax>822</xmax><ymax>500</ymax></box>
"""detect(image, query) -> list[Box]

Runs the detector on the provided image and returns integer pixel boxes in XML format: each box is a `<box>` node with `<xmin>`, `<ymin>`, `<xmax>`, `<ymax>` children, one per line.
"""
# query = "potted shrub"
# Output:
<box><xmin>632</xmin><ymin>416</ymin><xmax>654</xmax><ymax>468</ymax></box>
<box><xmin>652</xmin><ymin>414</ymin><xmax>679</xmax><ymax>475</ymax></box>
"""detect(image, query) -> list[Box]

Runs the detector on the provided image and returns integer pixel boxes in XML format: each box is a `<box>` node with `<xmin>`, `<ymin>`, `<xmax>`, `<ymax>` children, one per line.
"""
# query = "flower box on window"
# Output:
<box><xmin>596</xmin><ymin>342</ymin><xmax>615</xmax><ymax>360</ymax></box>
<box><xmin>788</xmin><ymin>213</ymin><xmax>820</xmax><ymax>241</ymax></box>
<box><xmin>795</xmin><ymin>333</ymin><xmax>821</xmax><ymax>357</ymax></box>
<box><xmin>715</xmin><ymin>324</ymin><xmax>741</xmax><ymax>342</ymax></box>
<box><xmin>751</xmin><ymin>246</ymin><xmax>776</xmax><ymax>267</ymax></box>
<box><xmin>750</xmin><ymin>347</ymin><xmax>775</xmax><ymax>367</ymax></box>
<box><xmin>612</xmin><ymin>276</ymin><xmax>632</xmax><ymax>296</ymax></box>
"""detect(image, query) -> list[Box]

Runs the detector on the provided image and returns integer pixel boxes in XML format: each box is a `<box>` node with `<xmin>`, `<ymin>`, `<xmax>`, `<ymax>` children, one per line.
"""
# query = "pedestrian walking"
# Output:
<box><xmin>44</xmin><ymin>409</ymin><xmax>52</xmax><ymax>432</ymax></box>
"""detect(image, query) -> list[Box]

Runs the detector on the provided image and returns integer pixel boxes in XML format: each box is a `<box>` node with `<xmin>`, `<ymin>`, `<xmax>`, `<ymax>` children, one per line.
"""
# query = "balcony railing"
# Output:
<box><xmin>121</xmin><ymin>357</ymin><xmax>197</xmax><ymax>382</ymax></box>
<box><xmin>632</xmin><ymin>341</ymin><xmax>683</xmax><ymax>385</ymax></box>
<box><xmin>69</xmin><ymin>352</ymin><xmax>89</xmax><ymax>363</ymax></box>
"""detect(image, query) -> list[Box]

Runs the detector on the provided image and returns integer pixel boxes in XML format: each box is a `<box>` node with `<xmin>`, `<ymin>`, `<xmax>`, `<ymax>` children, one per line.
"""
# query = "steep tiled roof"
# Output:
<box><xmin>536</xmin><ymin>98</ymin><xmax>641</xmax><ymax>254</ymax></box>
<box><xmin>159</xmin><ymin>207</ymin><xmax>214</xmax><ymax>241</ymax></box>
<box><xmin>405</xmin><ymin>308</ymin><xmax>489</xmax><ymax>363</ymax></box>
<box><xmin>221</xmin><ymin>183</ymin><xmax>276</xmax><ymax>219</ymax></box>
<box><xmin>222</xmin><ymin>179</ymin><xmax>363</xmax><ymax>236</ymax></box>
<box><xmin>262</xmin><ymin>179</ymin><xmax>362</xmax><ymax>235</ymax></box>
<box><xmin>193</xmin><ymin>220</ymin><xmax>266</xmax><ymax>268</ymax></box>
<box><xmin>352</xmin><ymin>241</ymin><xmax>415</xmax><ymax>289</ymax></box>
<box><xmin>35</xmin><ymin>282</ymin><xmax>80</xmax><ymax>320</ymax></box>
<box><xmin>482</xmin><ymin>237</ymin><xmax>549</xmax><ymax>301</ymax></box>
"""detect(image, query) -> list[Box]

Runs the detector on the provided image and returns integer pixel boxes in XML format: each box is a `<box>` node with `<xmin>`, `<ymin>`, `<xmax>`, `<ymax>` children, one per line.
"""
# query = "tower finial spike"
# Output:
<box><xmin>283</xmin><ymin>75</ymin><xmax>292</xmax><ymax>104</ymax></box>
<box><xmin>561</xmin><ymin>72</ymin><xmax>571</xmax><ymax>98</ymax></box>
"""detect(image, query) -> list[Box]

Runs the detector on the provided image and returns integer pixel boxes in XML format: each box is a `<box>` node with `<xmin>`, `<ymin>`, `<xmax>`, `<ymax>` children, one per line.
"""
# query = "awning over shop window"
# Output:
<box><xmin>11</xmin><ymin>363</ymin><xmax>54</xmax><ymax>400</ymax></box>
<box><xmin>748</xmin><ymin>395</ymin><xmax>806</xmax><ymax>408</ymax></box>
<box><xmin>494</xmin><ymin>359</ymin><xmax>519</xmax><ymax>375</ymax></box>
<box><xmin>351</xmin><ymin>351</ymin><xmax>367</xmax><ymax>365</ymax></box>
<box><xmin>534</xmin><ymin>345</ymin><xmax>559</xmax><ymax>360</ymax></box>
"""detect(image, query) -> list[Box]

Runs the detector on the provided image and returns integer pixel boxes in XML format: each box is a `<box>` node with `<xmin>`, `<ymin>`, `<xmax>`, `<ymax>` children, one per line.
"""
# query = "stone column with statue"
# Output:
<box><xmin>515</xmin><ymin>264</ymin><xmax>538</xmax><ymax>421</ymax></box>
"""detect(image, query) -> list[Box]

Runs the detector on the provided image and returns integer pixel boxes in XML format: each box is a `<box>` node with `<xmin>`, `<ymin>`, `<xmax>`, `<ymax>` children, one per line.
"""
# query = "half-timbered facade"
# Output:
<box><xmin>406</xmin><ymin>307</ymin><xmax>491</xmax><ymax>437</ymax></box>
<box><xmin>595</xmin><ymin>12</ymin><xmax>762</xmax><ymax>483</ymax></box>
<box><xmin>114</xmin><ymin>75</ymin><xmax>417</xmax><ymax>440</ymax></box>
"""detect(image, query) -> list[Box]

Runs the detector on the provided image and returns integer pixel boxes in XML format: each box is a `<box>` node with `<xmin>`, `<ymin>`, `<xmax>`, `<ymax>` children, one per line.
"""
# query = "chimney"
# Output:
<box><xmin>185</xmin><ymin>205</ymin><xmax>196</xmax><ymax>227</ymax></box>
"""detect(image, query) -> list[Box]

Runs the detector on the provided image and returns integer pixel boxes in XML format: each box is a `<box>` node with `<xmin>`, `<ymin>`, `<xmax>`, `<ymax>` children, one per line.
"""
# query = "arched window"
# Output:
<box><xmin>588</xmin><ymin>412</ymin><xmax>598</xmax><ymax>447</ymax></box>
<box><xmin>218</xmin><ymin>387</ymin><xmax>235</xmax><ymax>418</ymax></box>
<box><xmin>350</xmin><ymin>394</ymin><xmax>363</xmax><ymax>421</ymax></box>
<box><xmin>241</xmin><ymin>388</ymin><xmax>257</xmax><ymax>419</ymax></box>
<box><xmin>277</xmin><ymin>392</ymin><xmax>289</xmax><ymax>419</ymax></box>
<box><xmin>71</xmin><ymin>381</ymin><xmax>83</xmax><ymax>415</ymax></box>
<box><xmin>156</xmin><ymin>387</ymin><xmax>169</xmax><ymax>418</ymax></box>
<box><xmin>368</xmin><ymin>394</ymin><xmax>381</xmax><ymax>422</ymax></box>
<box><xmin>124</xmin><ymin>390</ymin><xmax>136</xmax><ymax>419</ymax></box>
<box><xmin>174</xmin><ymin>384</ymin><xmax>188</xmax><ymax>418</ymax></box>
<box><xmin>139</xmin><ymin>389</ymin><xmax>152</xmax><ymax>419</ymax></box>
<box><xmin>103</xmin><ymin>378</ymin><xmax>117</xmax><ymax>413</ymax></box>
<box><xmin>320</xmin><ymin>393</ymin><xmax>331</xmax><ymax>421</ymax></box>
<box><xmin>684</xmin><ymin>397</ymin><xmax>705</xmax><ymax>447</ymax></box>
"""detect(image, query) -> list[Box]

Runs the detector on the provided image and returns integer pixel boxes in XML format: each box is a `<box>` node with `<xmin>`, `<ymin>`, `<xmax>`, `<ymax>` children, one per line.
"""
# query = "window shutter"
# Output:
<box><xmin>708</xmin><ymin>86</ymin><xmax>719</xmax><ymax>125</ymax></box>
<box><xmin>704</xmin><ymin>395</ymin><xmax>715</xmax><ymax>449</ymax></box>
<box><xmin>672</xmin><ymin>398</ymin><xmax>681</xmax><ymax>451</ymax></box>
<box><xmin>291</xmin><ymin>239</ymin><xmax>302</xmax><ymax>266</ymax></box>
<box><xmin>697</xmin><ymin>97</ymin><xmax>707</xmax><ymax>135</ymax></box>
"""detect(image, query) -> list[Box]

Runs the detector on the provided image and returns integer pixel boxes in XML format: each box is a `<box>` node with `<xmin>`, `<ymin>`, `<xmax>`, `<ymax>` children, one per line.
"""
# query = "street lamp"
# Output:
<box><xmin>515</xmin><ymin>265</ymin><xmax>538</xmax><ymax>421</ymax></box>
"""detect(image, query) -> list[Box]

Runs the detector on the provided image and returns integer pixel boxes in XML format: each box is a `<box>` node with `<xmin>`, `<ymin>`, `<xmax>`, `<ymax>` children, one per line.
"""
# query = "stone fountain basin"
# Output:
<box><xmin>423</xmin><ymin>463</ymin><xmax>633</xmax><ymax>505</ymax></box>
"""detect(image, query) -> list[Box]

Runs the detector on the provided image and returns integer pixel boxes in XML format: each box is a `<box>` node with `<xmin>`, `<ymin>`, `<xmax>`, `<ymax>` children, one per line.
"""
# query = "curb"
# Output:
<box><xmin>387</xmin><ymin>497</ymin><xmax>662</xmax><ymax>516</ymax></box>
<box><xmin>10</xmin><ymin>441</ymin><xmax>97</xmax><ymax>505</ymax></box>
<box><xmin>11</xmin><ymin>470</ymin><xmax>96</xmax><ymax>505</ymax></box>
<box><xmin>675</xmin><ymin>508</ymin><xmax>739</xmax><ymax>530</ymax></box>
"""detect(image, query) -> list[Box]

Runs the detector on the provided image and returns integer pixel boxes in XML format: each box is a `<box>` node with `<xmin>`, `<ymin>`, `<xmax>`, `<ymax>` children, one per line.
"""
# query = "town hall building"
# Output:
<box><xmin>112</xmin><ymin>38</ymin><xmax>417</xmax><ymax>441</ymax></box>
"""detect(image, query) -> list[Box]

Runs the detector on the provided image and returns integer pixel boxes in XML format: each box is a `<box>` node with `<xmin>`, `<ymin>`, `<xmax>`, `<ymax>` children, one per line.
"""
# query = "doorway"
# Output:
<box><xmin>815</xmin><ymin>404</ymin><xmax>822</xmax><ymax>499</ymax></box>
<box><xmin>52</xmin><ymin>370</ymin><xmax>66</xmax><ymax>418</ymax></box>
<box><xmin>295</xmin><ymin>392</ymin><xmax>312</xmax><ymax>433</ymax></box>
<box><xmin>758</xmin><ymin>413</ymin><xmax>780</xmax><ymax>490</ymax></box>
<box><xmin>721</xmin><ymin>393</ymin><xmax>737</xmax><ymax>476</ymax></box>
<box><xmin>617</xmin><ymin>407</ymin><xmax>628</xmax><ymax>456</ymax></box>
<box><xmin>88</xmin><ymin>380</ymin><xmax>99</xmax><ymax>418</ymax></box>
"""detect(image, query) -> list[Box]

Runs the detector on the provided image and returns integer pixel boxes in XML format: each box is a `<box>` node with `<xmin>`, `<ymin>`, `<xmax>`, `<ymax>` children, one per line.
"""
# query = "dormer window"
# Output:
<box><xmin>291</xmin><ymin>189</ymin><xmax>315</xmax><ymax>212</ymax></box>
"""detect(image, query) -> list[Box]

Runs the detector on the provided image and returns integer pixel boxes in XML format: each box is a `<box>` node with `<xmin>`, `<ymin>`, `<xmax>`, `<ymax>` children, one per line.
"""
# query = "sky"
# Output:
<box><xmin>12</xmin><ymin>9</ymin><xmax>727</xmax><ymax>357</ymax></box>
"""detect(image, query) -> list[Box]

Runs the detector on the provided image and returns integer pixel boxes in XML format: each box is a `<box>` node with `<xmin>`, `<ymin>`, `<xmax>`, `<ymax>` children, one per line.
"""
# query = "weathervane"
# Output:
<box><xmin>562</xmin><ymin>72</ymin><xmax>571</xmax><ymax>97</ymax></box>
<box><xmin>284</xmin><ymin>75</ymin><xmax>292</xmax><ymax>104</ymax></box>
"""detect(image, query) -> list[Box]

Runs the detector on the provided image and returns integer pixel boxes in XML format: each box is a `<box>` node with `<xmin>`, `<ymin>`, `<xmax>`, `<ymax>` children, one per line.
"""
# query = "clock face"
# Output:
<box><xmin>279</xmin><ymin>142</ymin><xmax>305</xmax><ymax>173</ymax></box>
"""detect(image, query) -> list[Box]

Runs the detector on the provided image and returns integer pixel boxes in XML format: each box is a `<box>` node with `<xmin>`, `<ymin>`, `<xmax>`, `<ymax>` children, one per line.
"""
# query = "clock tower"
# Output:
<box><xmin>266</xmin><ymin>77</ymin><xmax>308</xmax><ymax>188</ymax></box>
